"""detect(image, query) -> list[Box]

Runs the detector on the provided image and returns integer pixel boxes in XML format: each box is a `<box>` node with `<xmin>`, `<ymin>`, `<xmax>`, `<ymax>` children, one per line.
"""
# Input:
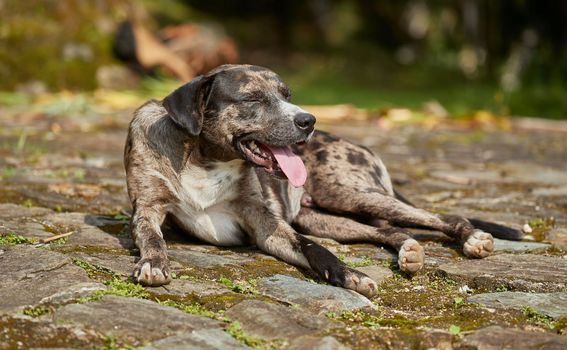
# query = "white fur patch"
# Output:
<box><xmin>286</xmin><ymin>184</ymin><xmax>304</xmax><ymax>220</ymax></box>
<box><xmin>180</xmin><ymin>160</ymin><xmax>244</xmax><ymax>209</ymax></box>
<box><xmin>172</xmin><ymin>160</ymin><xmax>247</xmax><ymax>245</ymax></box>
<box><xmin>173</xmin><ymin>202</ymin><xmax>246</xmax><ymax>246</ymax></box>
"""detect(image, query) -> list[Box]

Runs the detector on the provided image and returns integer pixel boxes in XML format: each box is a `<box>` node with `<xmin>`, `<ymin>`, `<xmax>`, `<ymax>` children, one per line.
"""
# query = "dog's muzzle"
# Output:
<box><xmin>237</xmin><ymin>136</ymin><xmax>309</xmax><ymax>188</ymax></box>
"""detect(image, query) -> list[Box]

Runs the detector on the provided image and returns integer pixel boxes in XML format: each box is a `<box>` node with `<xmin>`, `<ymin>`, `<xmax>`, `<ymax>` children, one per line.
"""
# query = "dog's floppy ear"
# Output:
<box><xmin>163</xmin><ymin>75</ymin><xmax>211</xmax><ymax>136</ymax></box>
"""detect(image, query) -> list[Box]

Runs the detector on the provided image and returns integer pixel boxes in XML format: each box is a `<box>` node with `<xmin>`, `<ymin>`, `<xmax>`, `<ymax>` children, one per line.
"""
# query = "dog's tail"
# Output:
<box><xmin>468</xmin><ymin>218</ymin><xmax>524</xmax><ymax>241</ymax></box>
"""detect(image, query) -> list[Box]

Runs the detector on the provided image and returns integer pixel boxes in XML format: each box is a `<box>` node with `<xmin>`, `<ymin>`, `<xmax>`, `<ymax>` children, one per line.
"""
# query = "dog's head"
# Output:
<box><xmin>163</xmin><ymin>64</ymin><xmax>315</xmax><ymax>187</ymax></box>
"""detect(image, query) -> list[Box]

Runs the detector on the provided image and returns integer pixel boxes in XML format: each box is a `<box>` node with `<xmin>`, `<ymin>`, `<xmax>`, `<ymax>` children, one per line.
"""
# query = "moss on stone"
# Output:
<box><xmin>226</xmin><ymin>321</ymin><xmax>286</xmax><ymax>350</ymax></box>
<box><xmin>22</xmin><ymin>305</ymin><xmax>50</xmax><ymax>318</ymax></box>
<box><xmin>96</xmin><ymin>335</ymin><xmax>134</xmax><ymax>350</ymax></box>
<box><xmin>157</xmin><ymin>299</ymin><xmax>222</xmax><ymax>320</ymax></box>
<box><xmin>72</xmin><ymin>258</ymin><xmax>117</xmax><ymax>282</ymax></box>
<box><xmin>80</xmin><ymin>278</ymin><xmax>150</xmax><ymax>303</ymax></box>
<box><xmin>0</xmin><ymin>232</ymin><xmax>35</xmax><ymax>245</ymax></box>
<box><xmin>54</xmin><ymin>245</ymin><xmax>133</xmax><ymax>256</ymax></box>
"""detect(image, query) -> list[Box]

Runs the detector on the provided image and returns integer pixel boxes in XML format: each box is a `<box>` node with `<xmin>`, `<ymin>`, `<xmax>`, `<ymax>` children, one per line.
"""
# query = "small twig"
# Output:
<box><xmin>39</xmin><ymin>231</ymin><xmax>74</xmax><ymax>243</ymax></box>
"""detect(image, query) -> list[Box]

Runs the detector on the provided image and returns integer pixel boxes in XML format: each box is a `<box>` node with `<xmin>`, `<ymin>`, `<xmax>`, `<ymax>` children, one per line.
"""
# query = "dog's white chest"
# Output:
<box><xmin>180</xmin><ymin>160</ymin><xmax>244</xmax><ymax>209</ymax></box>
<box><xmin>175</xmin><ymin>160</ymin><xmax>246</xmax><ymax>245</ymax></box>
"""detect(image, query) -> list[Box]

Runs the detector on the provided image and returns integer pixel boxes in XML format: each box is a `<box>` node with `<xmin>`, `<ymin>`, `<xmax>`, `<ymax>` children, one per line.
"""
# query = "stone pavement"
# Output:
<box><xmin>0</xmin><ymin>103</ymin><xmax>566</xmax><ymax>349</ymax></box>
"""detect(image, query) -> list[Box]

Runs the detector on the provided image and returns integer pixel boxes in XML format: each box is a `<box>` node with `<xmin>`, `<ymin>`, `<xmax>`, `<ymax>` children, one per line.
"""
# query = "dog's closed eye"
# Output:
<box><xmin>241</xmin><ymin>92</ymin><xmax>264</xmax><ymax>103</ymax></box>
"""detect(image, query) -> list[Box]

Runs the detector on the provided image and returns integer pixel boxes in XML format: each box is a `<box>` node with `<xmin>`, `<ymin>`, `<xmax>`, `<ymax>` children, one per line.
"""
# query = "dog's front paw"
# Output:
<box><xmin>463</xmin><ymin>230</ymin><xmax>493</xmax><ymax>258</ymax></box>
<box><xmin>342</xmin><ymin>268</ymin><xmax>378</xmax><ymax>298</ymax></box>
<box><xmin>133</xmin><ymin>256</ymin><xmax>171</xmax><ymax>286</ymax></box>
<box><xmin>398</xmin><ymin>239</ymin><xmax>424</xmax><ymax>274</ymax></box>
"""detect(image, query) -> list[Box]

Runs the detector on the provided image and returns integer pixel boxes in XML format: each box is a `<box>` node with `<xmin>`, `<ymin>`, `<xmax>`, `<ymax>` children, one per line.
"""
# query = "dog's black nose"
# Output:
<box><xmin>294</xmin><ymin>113</ymin><xmax>316</xmax><ymax>131</ymax></box>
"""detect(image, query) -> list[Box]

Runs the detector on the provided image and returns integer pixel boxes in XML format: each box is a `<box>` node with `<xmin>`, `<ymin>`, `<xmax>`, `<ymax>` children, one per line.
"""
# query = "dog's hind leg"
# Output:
<box><xmin>308</xmin><ymin>186</ymin><xmax>493</xmax><ymax>258</ymax></box>
<box><xmin>293</xmin><ymin>207</ymin><xmax>424</xmax><ymax>273</ymax></box>
<box><xmin>130</xmin><ymin>203</ymin><xmax>171</xmax><ymax>286</ymax></box>
<box><xmin>301</xmin><ymin>134</ymin><xmax>493</xmax><ymax>258</ymax></box>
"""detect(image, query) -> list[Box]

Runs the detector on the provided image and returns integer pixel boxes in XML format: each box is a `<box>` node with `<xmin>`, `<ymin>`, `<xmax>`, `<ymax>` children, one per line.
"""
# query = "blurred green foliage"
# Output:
<box><xmin>1</xmin><ymin>0</ymin><xmax>566</xmax><ymax>118</ymax></box>
<box><xmin>0</xmin><ymin>0</ymin><xmax>123</xmax><ymax>90</ymax></box>
<box><xmin>279</xmin><ymin>54</ymin><xmax>567</xmax><ymax>119</ymax></box>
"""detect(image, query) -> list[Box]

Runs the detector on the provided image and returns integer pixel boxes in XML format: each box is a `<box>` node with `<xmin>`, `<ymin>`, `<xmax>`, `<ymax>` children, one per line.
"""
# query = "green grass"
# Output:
<box><xmin>285</xmin><ymin>72</ymin><xmax>496</xmax><ymax>114</ymax></box>
<box><xmin>0</xmin><ymin>233</ymin><xmax>34</xmax><ymax>245</ymax></box>
<box><xmin>277</xmin><ymin>56</ymin><xmax>567</xmax><ymax>119</ymax></box>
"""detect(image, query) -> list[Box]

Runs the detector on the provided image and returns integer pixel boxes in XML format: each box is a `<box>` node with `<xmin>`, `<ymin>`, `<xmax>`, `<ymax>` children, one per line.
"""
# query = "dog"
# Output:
<box><xmin>124</xmin><ymin>64</ymin><xmax>522</xmax><ymax>297</ymax></box>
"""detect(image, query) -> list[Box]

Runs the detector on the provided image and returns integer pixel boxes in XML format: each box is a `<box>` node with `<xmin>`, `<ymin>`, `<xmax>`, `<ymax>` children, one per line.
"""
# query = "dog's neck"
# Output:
<box><xmin>189</xmin><ymin>138</ymin><xmax>241</xmax><ymax>166</ymax></box>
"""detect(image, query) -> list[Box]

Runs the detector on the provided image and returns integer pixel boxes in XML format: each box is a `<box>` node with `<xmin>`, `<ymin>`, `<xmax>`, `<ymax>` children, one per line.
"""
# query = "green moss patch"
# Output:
<box><xmin>226</xmin><ymin>321</ymin><xmax>286</xmax><ymax>350</ymax></box>
<box><xmin>22</xmin><ymin>305</ymin><xmax>50</xmax><ymax>318</ymax></box>
<box><xmin>0</xmin><ymin>233</ymin><xmax>35</xmax><ymax>245</ymax></box>
<box><xmin>72</xmin><ymin>258</ymin><xmax>116</xmax><ymax>282</ymax></box>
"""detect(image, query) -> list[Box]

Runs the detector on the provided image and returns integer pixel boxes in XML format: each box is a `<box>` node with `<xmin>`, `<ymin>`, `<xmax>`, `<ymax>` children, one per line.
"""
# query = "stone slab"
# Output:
<box><xmin>355</xmin><ymin>265</ymin><xmax>393</xmax><ymax>285</ymax></box>
<box><xmin>460</xmin><ymin>326</ymin><xmax>567</xmax><ymax>350</ymax></box>
<box><xmin>431</xmin><ymin>166</ymin><xmax>567</xmax><ymax>186</ymax></box>
<box><xmin>0</xmin><ymin>203</ymin><xmax>53</xmax><ymax>219</ymax></box>
<box><xmin>54</xmin><ymin>295</ymin><xmax>222</xmax><ymax>345</ymax></box>
<box><xmin>493</xmin><ymin>238</ymin><xmax>550</xmax><ymax>252</ymax></box>
<box><xmin>437</xmin><ymin>253</ymin><xmax>567</xmax><ymax>292</ymax></box>
<box><xmin>0</xmin><ymin>219</ymin><xmax>54</xmax><ymax>240</ymax></box>
<box><xmin>257</xmin><ymin>275</ymin><xmax>374</xmax><ymax>314</ymax></box>
<box><xmin>0</xmin><ymin>315</ymin><xmax>99</xmax><ymax>349</ymax></box>
<box><xmin>289</xmin><ymin>336</ymin><xmax>351</xmax><ymax>350</ymax></box>
<box><xmin>225</xmin><ymin>300</ymin><xmax>338</xmax><ymax>340</ymax></box>
<box><xmin>148</xmin><ymin>279</ymin><xmax>232</xmax><ymax>298</ymax></box>
<box><xmin>0</xmin><ymin>245</ymin><xmax>102</xmax><ymax>313</ymax></box>
<box><xmin>43</xmin><ymin>212</ymin><xmax>134</xmax><ymax>249</ymax></box>
<box><xmin>137</xmin><ymin>329</ymin><xmax>251</xmax><ymax>350</ymax></box>
<box><xmin>69</xmin><ymin>251</ymin><xmax>138</xmax><ymax>277</ymax></box>
<box><xmin>423</xmin><ymin>245</ymin><xmax>460</xmax><ymax>266</ymax></box>
<box><xmin>468</xmin><ymin>291</ymin><xmax>567</xmax><ymax>319</ymax></box>
<box><xmin>168</xmin><ymin>249</ymin><xmax>254</xmax><ymax>268</ymax></box>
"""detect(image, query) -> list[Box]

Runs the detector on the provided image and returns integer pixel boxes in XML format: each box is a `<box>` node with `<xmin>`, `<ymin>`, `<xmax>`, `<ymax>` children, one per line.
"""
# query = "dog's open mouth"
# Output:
<box><xmin>239</xmin><ymin>140</ymin><xmax>307</xmax><ymax>187</ymax></box>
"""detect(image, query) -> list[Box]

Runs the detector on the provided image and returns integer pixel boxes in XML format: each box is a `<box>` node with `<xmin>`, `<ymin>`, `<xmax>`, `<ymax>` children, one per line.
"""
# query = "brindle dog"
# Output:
<box><xmin>124</xmin><ymin>64</ymin><xmax>522</xmax><ymax>297</ymax></box>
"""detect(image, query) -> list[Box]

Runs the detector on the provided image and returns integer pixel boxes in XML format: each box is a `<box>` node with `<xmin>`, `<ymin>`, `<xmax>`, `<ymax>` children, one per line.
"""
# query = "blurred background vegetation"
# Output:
<box><xmin>1</xmin><ymin>0</ymin><xmax>566</xmax><ymax>119</ymax></box>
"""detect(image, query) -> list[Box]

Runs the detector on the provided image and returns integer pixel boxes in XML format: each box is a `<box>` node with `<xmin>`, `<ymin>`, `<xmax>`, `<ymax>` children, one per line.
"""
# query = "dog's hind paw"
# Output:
<box><xmin>398</xmin><ymin>239</ymin><xmax>424</xmax><ymax>274</ymax></box>
<box><xmin>343</xmin><ymin>269</ymin><xmax>378</xmax><ymax>298</ymax></box>
<box><xmin>463</xmin><ymin>230</ymin><xmax>494</xmax><ymax>258</ymax></box>
<box><xmin>133</xmin><ymin>256</ymin><xmax>171</xmax><ymax>286</ymax></box>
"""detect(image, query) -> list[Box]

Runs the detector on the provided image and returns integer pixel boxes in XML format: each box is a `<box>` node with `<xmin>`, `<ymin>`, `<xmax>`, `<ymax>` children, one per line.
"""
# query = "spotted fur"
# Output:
<box><xmin>125</xmin><ymin>64</ymin><xmax>505</xmax><ymax>295</ymax></box>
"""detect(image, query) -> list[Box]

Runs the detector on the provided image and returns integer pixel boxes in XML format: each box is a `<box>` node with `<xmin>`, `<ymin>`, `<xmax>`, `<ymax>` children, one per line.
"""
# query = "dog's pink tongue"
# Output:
<box><xmin>267</xmin><ymin>146</ymin><xmax>307</xmax><ymax>187</ymax></box>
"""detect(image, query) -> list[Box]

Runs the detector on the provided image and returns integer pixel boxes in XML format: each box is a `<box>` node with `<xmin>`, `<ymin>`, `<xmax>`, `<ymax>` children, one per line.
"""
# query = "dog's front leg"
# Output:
<box><xmin>240</xmin><ymin>204</ymin><xmax>378</xmax><ymax>298</ymax></box>
<box><xmin>130</xmin><ymin>204</ymin><xmax>171</xmax><ymax>286</ymax></box>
